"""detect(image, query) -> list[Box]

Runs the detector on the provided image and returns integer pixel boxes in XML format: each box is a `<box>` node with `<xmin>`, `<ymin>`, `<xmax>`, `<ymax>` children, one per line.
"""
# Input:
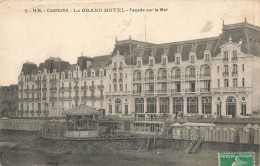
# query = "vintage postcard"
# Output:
<box><xmin>0</xmin><ymin>0</ymin><xmax>260</xmax><ymax>165</ymax></box>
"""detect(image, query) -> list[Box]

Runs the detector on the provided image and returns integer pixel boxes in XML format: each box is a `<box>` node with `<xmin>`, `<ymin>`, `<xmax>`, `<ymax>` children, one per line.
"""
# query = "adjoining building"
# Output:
<box><xmin>0</xmin><ymin>84</ymin><xmax>18</xmax><ymax>118</ymax></box>
<box><xmin>18</xmin><ymin>20</ymin><xmax>260</xmax><ymax>118</ymax></box>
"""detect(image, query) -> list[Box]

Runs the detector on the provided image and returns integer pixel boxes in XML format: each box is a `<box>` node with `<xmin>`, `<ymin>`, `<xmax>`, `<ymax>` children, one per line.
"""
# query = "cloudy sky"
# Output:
<box><xmin>0</xmin><ymin>0</ymin><xmax>259</xmax><ymax>86</ymax></box>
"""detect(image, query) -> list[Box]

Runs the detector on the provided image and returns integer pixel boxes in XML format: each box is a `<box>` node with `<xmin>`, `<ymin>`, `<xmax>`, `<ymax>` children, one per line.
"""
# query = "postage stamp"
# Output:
<box><xmin>219</xmin><ymin>152</ymin><xmax>255</xmax><ymax>166</ymax></box>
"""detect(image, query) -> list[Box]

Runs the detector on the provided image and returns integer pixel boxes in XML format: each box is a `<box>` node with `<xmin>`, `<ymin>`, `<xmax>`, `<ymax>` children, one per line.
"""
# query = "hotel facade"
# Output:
<box><xmin>18</xmin><ymin>20</ymin><xmax>260</xmax><ymax>118</ymax></box>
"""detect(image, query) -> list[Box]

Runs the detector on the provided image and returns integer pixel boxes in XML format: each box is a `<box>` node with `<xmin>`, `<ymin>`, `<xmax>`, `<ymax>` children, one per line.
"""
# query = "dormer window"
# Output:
<box><xmin>151</xmin><ymin>48</ymin><xmax>156</xmax><ymax>56</ymax></box>
<box><xmin>191</xmin><ymin>43</ymin><xmax>197</xmax><ymax>52</ymax></box>
<box><xmin>206</xmin><ymin>42</ymin><xmax>212</xmax><ymax>50</ymax></box>
<box><xmin>205</xmin><ymin>54</ymin><xmax>210</xmax><ymax>61</ymax></box>
<box><xmin>61</xmin><ymin>73</ymin><xmax>65</xmax><ymax>80</ymax></box>
<box><xmin>38</xmin><ymin>71</ymin><xmax>41</xmax><ymax>75</ymax></box>
<box><xmin>149</xmin><ymin>59</ymin><xmax>153</xmax><ymax>66</ymax></box>
<box><xmin>164</xmin><ymin>47</ymin><xmax>169</xmax><ymax>55</ymax></box>
<box><xmin>100</xmin><ymin>70</ymin><xmax>103</xmax><ymax>77</ymax></box>
<box><xmin>162</xmin><ymin>58</ymin><xmax>166</xmax><ymax>65</ymax></box>
<box><xmin>76</xmin><ymin>66</ymin><xmax>79</xmax><ymax>71</ymax></box>
<box><xmin>190</xmin><ymin>55</ymin><xmax>195</xmax><ymax>63</ymax></box>
<box><xmin>177</xmin><ymin>45</ymin><xmax>183</xmax><ymax>53</ymax></box>
<box><xmin>91</xmin><ymin>71</ymin><xmax>95</xmax><ymax>77</ymax></box>
<box><xmin>69</xmin><ymin>73</ymin><xmax>72</xmax><ymax>79</ymax></box>
<box><xmin>53</xmin><ymin>69</ymin><xmax>56</xmax><ymax>73</ymax></box>
<box><xmin>176</xmin><ymin>57</ymin><xmax>180</xmax><ymax>64</ymax></box>
<box><xmin>139</xmin><ymin>50</ymin><xmax>144</xmax><ymax>57</ymax></box>
<box><xmin>137</xmin><ymin>61</ymin><xmax>141</xmax><ymax>67</ymax></box>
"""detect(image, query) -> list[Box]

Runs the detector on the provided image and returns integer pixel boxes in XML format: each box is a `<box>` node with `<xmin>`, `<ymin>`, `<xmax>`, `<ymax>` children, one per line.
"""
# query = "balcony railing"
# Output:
<box><xmin>74</xmin><ymin>96</ymin><xmax>79</xmax><ymax>100</ymax></box>
<box><xmin>119</xmin><ymin>78</ymin><xmax>123</xmax><ymax>82</ymax></box>
<box><xmin>50</xmin><ymin>79</ymin><xmax>57</xmax><ymax>82</ymax></box>
<box><xmin>81</xmin><ymin>86</ymin><xmax>88</xmax><ymax>90</ymax></box>
<box><xmin>35</xmin><ymin>97</ymin><xmax>41</xmax><ymax>101</ymax></box>
<box><xmin>133</xmin><ymin>78</ymin><xmax>141</xmax><ymax>81</ymax></box>
<box><xmin>232</xmin><ymin>71</ymin><xmax>238</xmax><ymax>76</ymax></box>
<box><xmin>171</xmin><ymin>89</ymin><xmax>181</xmax><ymax>93</ymax></box>
<box><xmin>157</xmin><ymin>76</ymin><xmax>167</xmax><ymax>80</ymax></box>
<box><xmin>204</xmin><ymin>58</ymin><xmax>210</xmax><ymax>62</ymax></box>
<box><xmin>73</xmin><ymin>77</ymin><xmax>79</xmax><ymax>81</ymax></box>
<box><xmin>60</xmin><ymin>96</ymin><xmax>72</xmax><ymax>100</ymax></box>
<box><xmin>133</xmin><ymin>90</ymin><xmax>142</xmax><ymax>94</ymax></box>
<box><xmin>145</xmin><ymin>77</ymin><xmax>154</xmax><ymax>81</ymax></box>
<box><xmin>97</xmin><ymin>85</ymin><xmax>104</xmax><ymax>90</ymax></box>
<box><xmin>50</xmin><ymin>97</ymin><xmax>57</xmax><ymax>100</ymax></box>
<box><xmin>175</xmin><ymin>61</ymin><xmax>180</xmax><ymax>65</ymax></box>
<box><xmin>185</xmin><ymin>74</ymin><xmax>196</xmax><ymax>78</ymax></box>
<box><xmin>42</xmin><ymin>97</ymin><xmax>47</xmax><ymax>100</ymax></box>
<box><xmin>113</xmin><ymin>79</ymin><xmax>117</xmax><ymax>83</ymax></box>
<box><xmin>113</xmin><ymin>67</ymin><xmax>117</xmax><ymax>71</ymax></box>
<box><xmin>119</xmin><ymin>66</ymin><xmax>123</xmax><ymax>70</ymax></box>
<box><xmin>157</xmin><ymin>89</ymin><xmax>167</xmax><ymax>93</ymax></box>
<box><xmin>36</xmin><ymin>88</ymin><xmax>41</xmax><ymax>91</ymax></box>
<box><xmin>50</xmin><ymin>87</ymin><xmax>57</xmax><ymax>91</ymax></box>
<box><xmin>61</xmin><ymin>87</ymin><xmax>72</xmax><ymax>91</ymax></box>
<box><xmin>232</xmin><ymin>57</ymin><xmax>237</xmax><ymax>61</ymax></box>
<box><xmin>42</xmin><ymin>87</ymin><xmax>47</xmax><ymax>91</ymax></box>
<box><xmin>89</xmin><ymin>85</ymin><xmax>96</xmax><ymax>90</ymax></box>
<box><xmin>171</xmin><ymin>75</ymin><xmax>181</xmax><ymax>79</ymax></box>
<box><xmin>223</xmin><ymin>72</ymin><xmax>229</xmax><ymax>76</ymax></box>
<box><xmin>185</xmin><ymin>88</ymin><xmax>196</xmax><ymax>92</ymax></box>
<box><xmin>200</xmin><ymin>88</ymin><xmax>211</xmax><ymax>92</ymax></box>
<box><xmin>81</xmin><ymin>96</ymin><xmax>88</xmax><ymax>100</ymax></box>
<box><xmin>42</xmin><ymin>79</ymin><xmax>47</xmax><ymax>82</ymax></box>
<box><xmin>200</xmin><ymin>73</ymin><xmax>211</xmax><ymax>77</ymax></box>
<box><xmin>35</xmin><ymin>80</ymin><xmax>41</xmax><ymax>83</ymax></box>
<box><xmin>145</xmin><ymin>90</ymin><xmax>154</xmax><ymax>94</ymax></box>
<box><xmin>223</xmin><ymin>58</ymin><xmax>229</xmax><ymax>62</ymax></box>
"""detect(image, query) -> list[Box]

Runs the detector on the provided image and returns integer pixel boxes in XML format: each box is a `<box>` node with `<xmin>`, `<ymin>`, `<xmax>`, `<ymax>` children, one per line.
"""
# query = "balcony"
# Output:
<box><xmin>145</xmin><ymin>90</ymin><xmax>154</xmax><ymax>94</ymax></box>
<box><xmin>157</xmin><ymin>89</ymin><xmax>167</xmax><ymax>93</ymax></box>
<box><xmin>171</xmin><ymin>75</ymin><xmax>181</xmax><ymax>79</ymax></box>
<box><xmin>97</xmin><ymin>85</ymin><xmax>104</xmax><ymax>90</ymax></box>
<box><xmin>60</xmin><ymin>96</ymin><xmax>72</xmax><ymax>100</ymax></box>
<box><xmin>50</xmin><ymin>79</ymin><xmax>57</xmax><ymax>83</ymax></box>
<box><xmin>157</xmin><ymin>76</ymin><xmax>167</xmax><ymax>80</ymax></box>
<box><xmin>113</xmin><ymin>79</ymin><xmax>117</xmax><ymax>83</ymax></box>
<box><xmin>171</xmin><ymin>89</ymin><xmax>181</xmax><ymax>93</ymax></box>
<box><xmin>232</xmin><ymin>57</ymin><xmax>237</xmax><ymax>61</ymax></box>
<box><xmin>200</xmin><ymin>88</ymin><xmax>211</xmax><ymax>92</ymax></box>
<box><xmin>50</xmin><ymin>87</ymin><xmax>57</xmax><ymax>91</ymax></box>
<box><xmin>81</xmin><ymin>86</ymin><xmax>88</xmax><ymax>90</ymax></box>
<box><xmin>223</xmin><ymin>58</ymin><xmax>229</xmax><ymax>62</ymax></box>
<box><xmin>185</xmin><ymin>88</ymin><xmax>196</xmax><ymax>92</ymax></box>
<box><xmin>223</xmin><ymin>72</ymin><xmax>229</xmax><ymax>76</ymax></box>
<box><xmin>89</xmin><ymin>85</ymin><xmax>96</xmax><ymax>90</ymax></box>
<box><xmin>133</xmin><ymin>90</ymin><xmax>142</xmax><ymax>94</ymax></box>
<box><xmin>232</xmin><ymin>71</ymin><xmax>238</xmax><ymax>76</ymax></box>
<box><xmin>200</xmin><ymin>73</ymin><xmax>211</xmax><ymax>77</ymax></box>
<box><xmin>119</xmin><ymin>78</ymin><xmax>123</xmax><ymax>83</ymax></box>
<box><xmin>133</xmin><ymin>78</ymin><xmax>141</xmax><ymax>81</ymax></box>
<box><xmin>145</xmin><ymin>77</ymin><xmax>154</xmax><ymax>81</ymax></box>
<box><xmin>50</xmin><ymin>97</ymin><xmax>57</xmax><ymax>100</ymax></box>
<box><xmin>74</xmin><ymin>86</ymin><xmax>79</xmax><ymax>90</ymax></box>
<box><xmin>185</xmin><ymin>74</ymin><xmax>196</xmax><ymax>78</ymax></box>
<box><xmin>119</xmin><ymin>66</ymin><xmax>123</xmax><ymax>70</ymax></box>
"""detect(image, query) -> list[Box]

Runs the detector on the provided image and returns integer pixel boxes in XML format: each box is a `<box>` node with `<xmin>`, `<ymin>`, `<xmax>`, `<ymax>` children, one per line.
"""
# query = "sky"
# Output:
<box><xmin>0</xmin><ymin>0</ymin><xmax>259</xmax><ymax>86</ymax></box>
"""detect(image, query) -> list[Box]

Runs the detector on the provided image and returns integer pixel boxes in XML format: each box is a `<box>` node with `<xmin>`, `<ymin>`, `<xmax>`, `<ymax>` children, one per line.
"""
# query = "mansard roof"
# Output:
<box><xmin>21</xmin><ymin>62</ymin><xmax>37</xmax><ymax>75</ymax></box>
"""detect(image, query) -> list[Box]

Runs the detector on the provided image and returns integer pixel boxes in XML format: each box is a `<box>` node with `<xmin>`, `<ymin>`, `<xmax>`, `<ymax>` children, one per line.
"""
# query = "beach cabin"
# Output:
<box><xmin>62</xmin><ymin>104</ymin><xmax>101</xmax><ymax>138</ymax></box>
<box><xmin>130</xmin><ymin>121</ymin><xmax>165</xmax><ymax>136</ymax></box>
<box><xmin>182</xmin><ymin>122</ymin><xmax>216</xmax><ymax>139</ymax></box>
<box><xmin>171</xmin><ymin>123</ymin><xmax>182</xmax><ymax>139</ymax></box>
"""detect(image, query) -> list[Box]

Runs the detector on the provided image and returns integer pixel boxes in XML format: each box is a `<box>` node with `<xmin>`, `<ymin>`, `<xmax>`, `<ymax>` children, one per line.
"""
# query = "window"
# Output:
<box><xmin>224</xmin><ymin>79</ymin><xmax>229</xmax><ymax>87</ymax></box>
<box><xmin>162</xmin><ymin>58</ymin><xmax>166</xmax><ymax>65</ymax></box>
<box><xmin>91</xmin><ymin>72</ymin><xmax>94</xmax><ymax>77</ymax></box>
<box><xmin>109</xmin><ymin>74</ymin><xmax>111</xmax><ymax>80</ymax></box>
<box><xmin>176</xmin><ymin>57</ymin><xmax>180</xmax><ymax>64</ymax></box>
<box><xmin>177</xmin><ymin>45</ymin><xmax>183</xmax><ymax>53</ymax></box>
<box><xmin>125</xmin><ymin>84</ymin><xmax>127</xmax><ymax>91</ymax></box>
<box><xmin>100</xmin><ymin>71</ymin><xmax>103</xmax><ymax>77</ymax></box>
<box><xmin>217</xmin><ymin>66</ymin><xmax>219</xmax><ymax>73</ymax></box>
<box><xmin>233</xmin><ymin>50</ymin><xmax>237</xmax><ymax>60</ymax></box>
<box><xmin>114</xmin><ymin>84</ymin><xmax>117</xmax><ymax>91</ymax></box>
<box><xmin>125</xmin><ymin>73</ymin><xmax>127</xmax><ymax>79</ymax></box>
<box><xmin>125</xmin><ymin>105</ymin><xmax>128</xmax><ymax>115</ymax></box>
<box><xmin>149</xmin><ymin>83</ymin><xmax>154</xmax><ymax>92</ymax></box>
<box><xmin>224</xmin><ymin>65</ymin><xmax>229</xmax><ymax>73</ymax></box>
<box><xmin>173</xmin><ymin>97</ymin><xmax>183</xmax><ymax>113</ymax></box>
<box><xmin>150</xmin><ymin>60</ymin><xmax>153</xmax><ymax>66</ymax></box>
<box><xmin>202</xmin><ymin>97</ymin><xmax>212</xmax><ymax>114</ymax></box>
<box><xmin>242</xmin><ymin>64</ymin><xmax>245</xmax><ymax>71</ymax></box>
<box><xmin>147</xmin><ymin>98</ymin><xmax>156</xmax><ymax>113</ymax></box>
<box><xmin>233</xmin><ymin>64</ymin><xmax>238</xmax><ymax>73</ymax></box>
<box><xmin>224</xmin><ymin>51</ymin><xmax>228</xmax><ymax>60</ymax></box>
<box><xmin>137</xmin><ymin>61</ymin><xmax>141</xmax><ymax>67</ymax></box>
<box><xmin>115</xmin><ymin>99</ymin><xmax>122</xmax><ymax>114</ymax></box>
<box><xmin>241</xmin><ymin>104</ymin><xmax>246</xmax><ymax>115</ymax></box>
<box><xmin>114</xmin><ymin>62</ymin><xmax>117</xmax><ymax>68</ymax></box>
<box><xmin>242</xmin><ymin>78</ymin><xmax>245</xmax><ymax>87</ymax></box>
<box><xmin>190</xmin><ymin>56</ymin><xmax>194</xmax><ymax>63</ymax></box>
<box><xmin>233</xmin><ymin>78</ymin><xmax>237</xmax><ymax>87</ymax></box>
<box><xmin>109</xmin><ymin>105</ymin><xmax>112</xmax><ymax>114</ymax></box>
<box><xmin>120</xmin><ymin>62</ymin><xmax>123</xmax><ymax>67</ymax></box>
<box><xmin>205</xmin><ymin>54</ymin><xmax>210</xmax><ymax>61</ymax></box>
<box><xmin>120</xmin><ymin>84</ymin><xmax>123</xmax><ymax>91</ymax></box>
<box><xmin>135</xmin><ymin>98</ymin><xmax>144</xmax><ymax>113</ymax></box>
<box><xmin>109</xmin><ymin>84</ymin><xmax>111</xmax><ymax>92</ymax></box>
<box><xmin>187</xmin><ymin>97</ymin><xmax>198</xmax><ymax>114</ymax></box>
<box><xmin>160</xmin><ymin>97</ymin><xmax>169</xmax><ymax>113</ymax></box>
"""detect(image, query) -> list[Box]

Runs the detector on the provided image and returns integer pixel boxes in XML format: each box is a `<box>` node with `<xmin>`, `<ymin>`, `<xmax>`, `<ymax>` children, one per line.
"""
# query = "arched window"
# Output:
<box><xmin>226</xmin><ymin>96</ymin><xmax>236</xmax><ymax>115</ymax></box>
<box><xmin>189</xmin><ymin>67</ymin><xmax>195</xmax><ymax>77</ymax></box>
<box><xmin>134</xmin><ymin>70</ymin><xmax>141</xmax><ymax>81</ymax></box>
<box><xmin>204</xmin><ymin>66</ymin><xmax>210</xmax><ymax>76</ymax></box>
<box><xmin>173</xmin><ymin>97</ymin><xmax>183</xmax><ymax>113</ymax></box>
<box><xmin>147</xmin><ymin>98</ymin><xmax>156</xmax><ymax>113</ymax></box>
<box><xmin>158</xmin><ymin>68</ymin><xmax>167</xmax><ymax>80</ymax></box>
<box><xmin>160</xmin><ymin>97</ymin><xmax>169</xmax><ymax>113</ymax></box>
<box><xmin>202</xmin><ymin>96</ymin><xmax>212</xmax><ymax>114</ymax></box>
<box><xmin>115</xmin><ymin>99</ymin><xmax>122</xmax><ymax>114</ymax></box>
<box><xmin>149</xmin><ymin>70</ymin><xmax>154</xmax><ymax>80</ymax></box>
<box><xmin>187</xmin><ymin>97</ymin><xmax>198</xmax><ymax>114</ymax></box>
<box><xmin>224</xmin><ymin>65</ymin><xmax>229</xmax><ymax>73</ymax></box>
<box><xmin>175</xmin><ymin>68</ymin><xmax>181</xmax><ymax>78</ymax></box>
<box><xmin>135</xmin><ymin>98</ymin><xmax>144</xmax><ymax>113</ymax></box>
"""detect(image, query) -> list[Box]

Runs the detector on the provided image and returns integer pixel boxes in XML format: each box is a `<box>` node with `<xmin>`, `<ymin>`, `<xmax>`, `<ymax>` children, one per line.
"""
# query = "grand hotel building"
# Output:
<box><xmin>18</xmin><ymin>20</ymin><xmax>260</xmax><ymax>118</ymax></box>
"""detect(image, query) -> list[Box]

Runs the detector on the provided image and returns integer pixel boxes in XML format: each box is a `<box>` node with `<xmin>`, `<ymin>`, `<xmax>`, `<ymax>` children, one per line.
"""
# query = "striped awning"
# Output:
<box><xmin>62</xmin><ymin>104</ymin><xmax>100</xmax><ymax>116</ymax></box>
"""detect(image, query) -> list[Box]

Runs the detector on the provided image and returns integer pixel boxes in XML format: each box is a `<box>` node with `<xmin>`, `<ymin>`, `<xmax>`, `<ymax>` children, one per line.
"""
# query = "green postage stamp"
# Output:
<box><xmin>219</xmin><ymin>152</ymin><xmax>255</xmax><ymax>166</ymax></box>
